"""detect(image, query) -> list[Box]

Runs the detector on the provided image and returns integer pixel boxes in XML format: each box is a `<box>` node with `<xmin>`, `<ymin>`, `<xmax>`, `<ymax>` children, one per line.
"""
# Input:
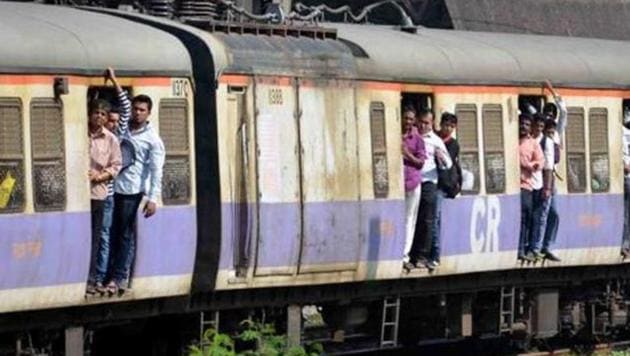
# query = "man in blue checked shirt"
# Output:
<box><xmin>105</xmin><ymin>68</ymin><xmax>165</xmax><ymax>294</ymax></box>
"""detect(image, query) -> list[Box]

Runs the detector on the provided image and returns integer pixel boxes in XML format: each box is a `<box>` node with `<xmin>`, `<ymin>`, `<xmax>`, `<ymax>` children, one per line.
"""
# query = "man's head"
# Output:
<box><xmin>543</xmin><ymin>102</ymin><xmax>558</xmax><ymax>120</ymax></box>
<box><xmin>544</xmin><ymin>118</ymin><xmax>557</xmax><ymax>137</ymax></box>
<box><xmin>532</xmin><ymin>113</ymin><xmax>545</xmax><ymax>137</ymax></box>
<box><xmin>131</xmin><ymin>94</ymin><xmax>152</xmax><ymax>126</ymax></box>
<box><xmin>106</xmin><ymin>105</ymin><xmax>120</xmax><ymax>132</ymax></box>
<box><xmin>88</xmin><ymin>99</ymin><xmax>110</xmax><ymax>132</ymax></box>
<box><xmin>417</xmin><ymin>108</ymin><xmax>434</xmax><ymax>135</ymax></box>
<box><xmin>519</xmin><ymin>113</ymin><xmax>532</xmax><ymax>138</ymax></box>
<box><xmin>403</xmin><ymin>106</ymin><xmax>417</xmax><ymax>132</ymax></box>
<box><xmin>439</xmin><ymin>112</ymin><xmax>458</xmax><ymax>137</ymax></box>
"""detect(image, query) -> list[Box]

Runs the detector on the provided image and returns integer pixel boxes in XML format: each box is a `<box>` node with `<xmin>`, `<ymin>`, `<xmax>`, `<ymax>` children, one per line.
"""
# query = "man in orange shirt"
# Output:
<box><xmin>518</xmin><ymin>114</ymin><xmax>544</xmax><ymax>262</ymax></box>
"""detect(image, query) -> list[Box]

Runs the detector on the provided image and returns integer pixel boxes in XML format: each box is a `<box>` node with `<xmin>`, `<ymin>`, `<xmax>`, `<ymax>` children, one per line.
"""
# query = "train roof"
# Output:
<box><xmin>334</xmin><ymin>24</ymin><xmax>630</xmax><ymax>88</ymax></box>
<box><xmin>0</xmin><ymin>2</ymin><xmax>191</xmax><ymax>76</ymax></box>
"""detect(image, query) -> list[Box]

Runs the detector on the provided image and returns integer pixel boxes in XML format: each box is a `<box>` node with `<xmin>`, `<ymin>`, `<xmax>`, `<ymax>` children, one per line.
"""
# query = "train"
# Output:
<box><xmin>2</xmin><ymin>1</ymin><xmax>630</xmax><ymax>352</ymax></box>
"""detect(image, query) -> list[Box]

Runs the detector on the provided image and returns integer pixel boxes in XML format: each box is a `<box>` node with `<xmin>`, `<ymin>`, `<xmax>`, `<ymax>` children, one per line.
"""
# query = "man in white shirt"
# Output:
<box><xmin>408</xmin><ymin>109</ymin><xmax>452</xmax><ymax>269</ymax></box>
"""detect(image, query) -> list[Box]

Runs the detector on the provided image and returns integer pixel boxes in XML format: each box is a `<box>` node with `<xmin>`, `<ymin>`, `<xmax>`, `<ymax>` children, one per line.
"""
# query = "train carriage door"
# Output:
<box><xmin>253</xmin><ymin>77</ymin><xmax>301</xmax><ymax>276</ymax></box>
<box><xmin>297</xmin><ymin>79</ymin><xmax>361</xmax><ymax>273</ymax></box>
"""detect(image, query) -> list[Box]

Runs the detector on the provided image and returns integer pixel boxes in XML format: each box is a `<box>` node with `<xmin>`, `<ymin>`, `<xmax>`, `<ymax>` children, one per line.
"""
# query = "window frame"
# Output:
<box><xmin>565</xmin><ymin>106</ymin><xmax>587</xmax><ymax>193</ymax></box>
<box><xmin>159</xmin><ymin>98</ymin><xmax>192</xmax><ymax>205</ymax></box>
<box><xmin>0</xmin><ymin>97</ymin><xmax>25</xmax><ymax>213</ymax></box>
<box><xmin>455</xmin><ymin>103</ymin><xmax>480</xmax><ymax>195</ymax></box>
<box><xmin>481</xmin><ymin>104</ymin><xmax>506</xmax><ymax>194</ymax></box>
<box><xmin>588</xmin><ymin>107</ymin><xmax>610</xmax><ymax>193</ymax></box>
<box><xmin>30</xmin><ymin>98</ymin><xmax>66</xmax><ymax>212</ymax></box>
<box><xmin>369</xmin><ymin>101</ymin><xmax>388</xmax><ymax>199</ymax></box>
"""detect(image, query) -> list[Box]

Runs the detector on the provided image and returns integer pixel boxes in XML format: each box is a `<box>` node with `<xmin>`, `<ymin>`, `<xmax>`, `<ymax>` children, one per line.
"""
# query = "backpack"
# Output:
<box><xmin>437</xmin><ymin>156</ymin><xmax>462</xmax><ymax>199</ymax></box>
<box><xmin>541</xmin><ymin>137</ymin><xmax>560</xmax><ymax>164</ymax></box>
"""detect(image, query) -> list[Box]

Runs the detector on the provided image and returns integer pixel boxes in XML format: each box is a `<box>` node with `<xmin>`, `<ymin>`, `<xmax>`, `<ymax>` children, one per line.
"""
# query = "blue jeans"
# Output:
<box><xmin>111</xmin><ymin>193</ymin><xmax>143</xmax><ymax>287</ymax></box>
<box><xmin>518</xmin><ymin>189</ymin><xmax>534</xmax><ymax>257</ymax></box>
<box><xmin>89</xmin><ymin>200</ymin><xmax>105</xmax><ymax>284</ymax></box>
<box><xmin>430</xmin><ymin>189</ymin><xmax>444</xmax><ymax>262</ymax></box>
<box><xmin>530</xmin><ymin>189</ymin><xmax>549</xmax><ymax>253</ymax></box>
<box><xmin>92</xmin><ymin>195</ymin><xmax>114</xmax><ymax>284</ymax></box>
<box><xmin>542</xmin><ymin>192</ymin><xmax>559</xmax><ymax>252</ymax></box>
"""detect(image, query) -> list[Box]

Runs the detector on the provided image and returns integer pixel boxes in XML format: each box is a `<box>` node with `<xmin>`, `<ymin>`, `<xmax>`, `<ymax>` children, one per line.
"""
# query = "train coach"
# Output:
<box><xmin>3</xmin><ymin>1</ymin><xmax>630</xmax><ymax>349</ymax></box>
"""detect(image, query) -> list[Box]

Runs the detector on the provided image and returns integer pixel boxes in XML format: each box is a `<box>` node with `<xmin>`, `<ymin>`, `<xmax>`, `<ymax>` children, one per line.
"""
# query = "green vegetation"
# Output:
<box><xmin>190</xmin><ymin>320</ymin><xmax>323</xmax><ymax>356</ymax></box>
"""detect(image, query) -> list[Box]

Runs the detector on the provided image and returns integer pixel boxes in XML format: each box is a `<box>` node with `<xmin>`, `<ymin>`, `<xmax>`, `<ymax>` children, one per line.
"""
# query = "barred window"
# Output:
<box><xmin>0</xmin><ymin>98</ymin><xmax>25</xmax><ymax>213</ymax></box>
<box><xmin>455</xmin><ymin>104</ymin><xmax>479</xmax><ymax>194</ymax></box>
<box><xmin>589</xmin><ymin>108</ymin><xmax>609</xmax><ymax>193</ymax></box>
<box><xmin>370</xmin><ymin>102</ymin><xmax>388</xmax><ymax>198</ymax></box>
<box><xmin>159</xmin><ymin>99</ymin><xmax>191</xmax><ymax>205</ymax></box>
<box><xmin>30</xmin><ymin>99</ymin><xmax>66</xmax><ymax>211</ymax></box>
<box><xmin>482</xmin><ymin>104</ymin><xmax>505</xmax><ymax>194</ymax></box>
<box><xmin>566</xmin><ymin>107</ymin><xmax>586</xmax><ymax>193</ymax></box>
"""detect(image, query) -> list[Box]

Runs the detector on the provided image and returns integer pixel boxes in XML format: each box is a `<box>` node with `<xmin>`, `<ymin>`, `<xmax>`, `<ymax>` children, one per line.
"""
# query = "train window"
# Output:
<box><xmin>0</xmin><ymin>98</ymin><xmax>25</xmax><ymax>213</ymax></box>
<box><xmin>589</xmin><ymin>108</ymin><xmax>609</xmax><ymax>192</ymax></box>
<box><xmin>159</xmin><ymin>99</ymin><xmax>191</xmax><ymax>205</ymax></box>
<box><xmin>455</xmin><ymin>104</ymin><xmax>480</xmax><ymax>194</ymax></box>
<box><xmin>482</xmin><ymin>104</ymin><xmax>505</xmax><ymax>194</ymax></box>
<box><xmin>565</xmin><ymin>107</ymin><xmax>587</xmax><ymax>193</ymax></box>
<box><xmin>370</xmin><ymin>101</ymin><xmax>388</xmax><ymax>198</ymax></box>
<box><xmin>30</xmin><ymin>98</ymin><xmax>66</xmax><ymax>211</ymax></box>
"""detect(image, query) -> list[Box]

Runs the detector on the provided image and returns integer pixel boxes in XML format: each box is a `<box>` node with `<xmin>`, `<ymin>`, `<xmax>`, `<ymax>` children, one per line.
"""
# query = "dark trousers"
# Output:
<box><xmin>88</xmin><ymin>199</ymin><xmax>105</xmax><ymax>284</ymax></box>
<box><xmin>409</xmin><ymin>182</ymin><xmax>437</xmax><ymax>263</ymax></box>
<box><xmin>110</xmin><ymin>193</ymin><xmax>143</xmax><ymax>287</ymax></box>
<box><xmin>542</xmin><ymin>192</ymin><xmax>559</xmax><ymax>252</ymax></box>
<box><xmin>518</xmin><ymin>189</ymin><xmax>534</xmax><ymax>257</ymax></box>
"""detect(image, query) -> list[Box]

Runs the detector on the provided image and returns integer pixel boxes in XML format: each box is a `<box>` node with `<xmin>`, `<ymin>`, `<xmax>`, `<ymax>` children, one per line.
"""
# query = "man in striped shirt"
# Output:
<box><xmin>89</xmin><ymin>68</ymin><xmax>131</xmax><ymax>295</ymax></box>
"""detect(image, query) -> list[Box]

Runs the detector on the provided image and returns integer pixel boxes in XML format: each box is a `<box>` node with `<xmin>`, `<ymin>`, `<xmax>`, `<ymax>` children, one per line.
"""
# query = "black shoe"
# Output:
<box><xmin>402</xmin><ymin>261</ymin><xmax>415</xmax><ymax>271</ymax></box>
<box><xmin>518</xmin><ymin>254</ymin><xmax>533</xmax><ymax>262</ymax></box>
<box><xmin>543</xmin><ymin>251</ymin><xmax>561</xmax><ymax>262</ymax></box>
<box><xmin>622</xmin><ymin>249</ymin><xmax>630</xmax><ymax>258</ymax></box>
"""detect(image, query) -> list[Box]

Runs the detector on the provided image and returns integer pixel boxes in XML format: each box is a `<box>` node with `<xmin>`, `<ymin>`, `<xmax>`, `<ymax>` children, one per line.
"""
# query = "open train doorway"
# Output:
<box><xmin>518</xmin><ymin>95</ymin><xmax>545</xmax><ymax>116</ymax></box>
<box><xmin>402</xmin><ymin>93</ymin><xmax>433</xmax><ymax>117</ymax></box>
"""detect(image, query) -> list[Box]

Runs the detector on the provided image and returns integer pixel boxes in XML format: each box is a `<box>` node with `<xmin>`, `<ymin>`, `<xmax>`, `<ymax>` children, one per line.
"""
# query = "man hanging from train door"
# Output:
<box><xmin>621</xmin><ymin>107</ymin><xmax>630</xmax><ymax>257</ymax></box>
<box><xmin>432</xmin><ymin>112</ymin><xmax>462</xmax><ymax>267</ymax></box>
<box><xmin>535</xmin><ymin>81</ymin><xmax>567</xmax><ymax>261</ymax></box>
<box><xmin>528</xmin><ymin>113</ymin><xmax>551</xmax><ymax>261</ymax></box>
<box><xmin>107</xmin><ymin>69</ymin><xmax>165</xmax><ymax>294</ymax></box>
<box><xmin>408</xmin><ymin>109</ymin><xmax>452</xmax><ymax>270</ymax></box>
<box><xmin>86</xmin><ymin>98</ymin><xmax>122</xmax><ymax>295</ymax></box>
<box><xmin>518</xmin><ymin>113</ymin><xmax>544</xmax><ymax>262</ymax></box>
<box><xmin>401</xmin><ymin>107</ymin><xmax>426</xmax><ymax>271</ymax></box>
<box><xmin>89</xmin><ymin>68</ymin><xmax>132</xmax><ymax>295</ymax></box>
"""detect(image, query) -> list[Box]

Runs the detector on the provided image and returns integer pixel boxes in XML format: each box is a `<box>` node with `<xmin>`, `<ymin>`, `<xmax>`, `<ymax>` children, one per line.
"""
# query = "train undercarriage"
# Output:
<box><xmin>4</xmin><ymin>265</ymin><xmax>630</xmax><ymax>355</ymax></box>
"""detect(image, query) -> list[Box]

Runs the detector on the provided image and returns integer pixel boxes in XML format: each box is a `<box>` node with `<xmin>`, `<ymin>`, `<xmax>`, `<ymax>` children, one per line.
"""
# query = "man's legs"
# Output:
<box><xmin>403</xmin><ymin>185</ymin><xmax>421</xmax><ymax>263</ymax></box>
<box><xmin>94</xmin><ymin>195</ymin><xmax>114</xmax><ymax>285</ymax></box>
<box><xmin>542</xmin><ymin>191</ymin><xmax>560</xmax><ymax>256</ymax></box>
<box><xmin>430</xmin><ymin>189</ymin><xmax>444</xmax><ymax>264</ymax></box>
<box><xmin>88</xmin><ymin>200</ymin><xmax>105</xmax><ymax>288</ymax></box>
<box><xmin>518</xmin><ymin>189</ymin><xmax>533</xmax><ymax>259</ymax></box>
<box><xmin>409</xmin><ymin>182</ymin><xmax>436</xmax><ymax>265</ymax></box>
<box><xmin>111</xmin><ymin>193</ymin><xmax>143</xmax><ymax>289</ymax></box>
<box><xmin>531</xmin><ymin>189</ymin><xmax>550</xmax><ymax>255</ymax></box>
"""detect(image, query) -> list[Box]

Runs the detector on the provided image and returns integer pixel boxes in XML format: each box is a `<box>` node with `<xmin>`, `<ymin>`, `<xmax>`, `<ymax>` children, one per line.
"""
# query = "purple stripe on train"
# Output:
<box><xmin>220</xmin><ymin>193</ymin><xmax>623</xmax><ymax>270</ymax></box>
<box><xmin>0</xmin><ymin>206</ymin><xmax>196</xmax><ymax>290</ymax></box>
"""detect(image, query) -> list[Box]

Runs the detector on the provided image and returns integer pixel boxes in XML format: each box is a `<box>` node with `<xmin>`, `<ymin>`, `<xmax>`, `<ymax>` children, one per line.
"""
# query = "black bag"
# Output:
<box><xmin>437</xmin><ymin>157</ymin><xmax>462</xmax><ymax>199</ymax></box>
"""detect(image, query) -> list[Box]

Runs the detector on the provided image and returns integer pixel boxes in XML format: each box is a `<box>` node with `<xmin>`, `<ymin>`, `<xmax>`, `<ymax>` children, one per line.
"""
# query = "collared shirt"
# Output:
<box><xmin>114</xmin><ymin>121</ymin><xmax>165</xmax><ymax>202</ymax></box>
<box><xmin>403</xmin><ymin>127</ymin><xmax>426</xmax><ymax>191</ymax></box>
<box><xmin>90</xmin><ymin>128</ymin><xmax>122</xmax><ymax>200</ymax></box>
<box><xmin>519</xmin><ymin>136</ymin><xmax>544</xmax><ymax>191</ymax></box>
<box><xmin>421</xmin><ymin>130</ymin><xmax>453</xmax><ymax>184</ymax></box>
